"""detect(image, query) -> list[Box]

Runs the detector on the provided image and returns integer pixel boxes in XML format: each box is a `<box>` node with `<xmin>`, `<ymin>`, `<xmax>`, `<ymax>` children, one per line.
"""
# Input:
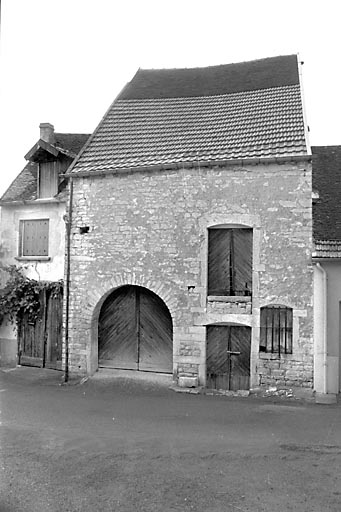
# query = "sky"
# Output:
<box><xmin>0</xmin><ymin>0</ymin><xmax>340</xmax><ymax>196</ymax></box>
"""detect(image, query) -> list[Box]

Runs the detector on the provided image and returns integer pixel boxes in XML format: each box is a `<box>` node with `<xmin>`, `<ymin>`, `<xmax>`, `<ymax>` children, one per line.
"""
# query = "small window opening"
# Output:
<box><xmin>79</xmin><ymin>226</ymin><xmax>90</xmax><ymax>234</ymax></box>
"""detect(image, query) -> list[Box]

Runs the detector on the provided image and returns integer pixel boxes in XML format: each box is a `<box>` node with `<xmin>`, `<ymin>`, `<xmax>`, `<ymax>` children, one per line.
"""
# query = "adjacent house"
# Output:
<box><xmin>0</xmin><ymin>124</ymin><xmax>90</xmax><ymax>367</ymax></box>
<box><xmin>312</xmin><ymin>146</ymin><xmax>341</xmax><ymax>402</ymax></box>
<box><xmin>64</xmin><ymin>54</ymin><xmax>315</xmax><ymax>394</ymax></box>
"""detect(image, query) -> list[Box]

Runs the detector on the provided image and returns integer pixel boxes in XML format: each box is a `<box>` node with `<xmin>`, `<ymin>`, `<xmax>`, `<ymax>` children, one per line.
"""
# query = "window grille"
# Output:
<box><xmin>260</xmin><ymin>305</ymin><xmax>293</xmax><ymax>354</ymax></box>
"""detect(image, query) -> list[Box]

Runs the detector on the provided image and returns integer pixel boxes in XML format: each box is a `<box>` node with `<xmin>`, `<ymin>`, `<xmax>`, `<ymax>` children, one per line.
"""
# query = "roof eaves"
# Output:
<box><xmin>312</xmin><ymin>239</ymin><xmax>341</xmax><ymax>259</ymax></box>
<box><xmin>66</xmin><ymin>78</ymin><xmax>135</xmax><ymax>177</ymax></box>
<box><xmin>0</xmin><ymin>197</ymin><xmax>66</xmax><ymax>206</ymax></box>
<box><xmin>66</xmin><ymin>153</ymin><xmax>311</xmax><ymax>178</ymax></box>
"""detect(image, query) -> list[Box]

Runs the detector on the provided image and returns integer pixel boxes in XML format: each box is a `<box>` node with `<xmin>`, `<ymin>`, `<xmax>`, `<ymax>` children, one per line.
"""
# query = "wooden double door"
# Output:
<box><xmin>207</xmin><ymin>325</ymin><xmax>251</xmax><ymax>391</ymax></box>
<box><xmin>98</xmin><ymin>285</ymin><xmax>173</xmax><ymax>373</ymax></box>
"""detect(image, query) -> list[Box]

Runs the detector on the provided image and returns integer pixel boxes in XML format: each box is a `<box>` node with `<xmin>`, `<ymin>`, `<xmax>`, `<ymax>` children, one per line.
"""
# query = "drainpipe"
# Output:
<box><xmin>316</xmin><ymin>263</ymin><xmax>327</xmax><ymax>394</ymax></box>
<box><xmin>64</xmin><ymin>176</ymin><xmax>73</xmax><ymax>382</ymax></box>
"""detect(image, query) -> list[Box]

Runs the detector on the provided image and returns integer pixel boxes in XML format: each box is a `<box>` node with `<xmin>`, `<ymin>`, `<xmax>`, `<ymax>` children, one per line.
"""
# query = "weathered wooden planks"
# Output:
<box><xmin>18</xmin><ymin>287</ymin><xmax>63</xmax><ymax>370</ymax></box>
<box><xmin>98</xmin><ymin>286</ymin><xmax>173</xmax><ymax>373</ymax></box>
<box><xmin>206</xmin><ymin>325</ymin><xmax>251</xmax><ymax>391</ymax></box>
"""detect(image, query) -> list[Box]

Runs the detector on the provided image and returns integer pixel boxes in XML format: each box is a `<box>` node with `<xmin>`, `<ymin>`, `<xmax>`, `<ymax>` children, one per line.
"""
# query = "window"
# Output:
<box><xmin>39</xmin><ymin>161</ymin><xmax>58</xmax><ymax>198</ymax></box>
<box><xmin>19</xmin><ymin>219</ymin><xmax>49</xmax><ymax>257</ymax></box>
<box><xmin>208</xmin><ymin>228</ymin><xmax>252</xmax><ymax>296</ymax></box>
<box><xmin>260</xmin><ymin>305</ymin><xmax>293</xmax><ymax>354</ymax></box>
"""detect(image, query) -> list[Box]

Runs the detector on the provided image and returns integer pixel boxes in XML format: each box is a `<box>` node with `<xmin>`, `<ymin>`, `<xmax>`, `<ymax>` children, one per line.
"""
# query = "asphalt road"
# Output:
<box><xmin>0</xmin><ymin>367</ymin><xmax>340</xmax><ymax>512</ymax></box>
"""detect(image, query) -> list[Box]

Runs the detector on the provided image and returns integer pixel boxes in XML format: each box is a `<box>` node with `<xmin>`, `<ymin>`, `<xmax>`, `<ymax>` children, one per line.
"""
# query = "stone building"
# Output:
<box><xmin>65</xmin><ymin>54</ymin><xmax>313</xmax><ymax>392</ymax></box>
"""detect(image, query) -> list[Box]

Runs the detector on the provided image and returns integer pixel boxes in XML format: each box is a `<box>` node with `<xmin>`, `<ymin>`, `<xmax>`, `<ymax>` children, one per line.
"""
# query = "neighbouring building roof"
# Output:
<box><xmin>69</xmin><ymin>54</ymin><xmax>309</xmax><ymax>176</ymax></box>
<box><xmin>312</xmin><ymin>146</ymin><xmax>341</xmax><ymax>241</ymax></box>
<box><xmin>312</xmin><ymin>240</ymin><xmax>341</xmax><ymax>259</ymax></box>
<box><xmin>1</xmin><ymin>133</ymin><xmax>90</xmax><ymax>203</ymax></box>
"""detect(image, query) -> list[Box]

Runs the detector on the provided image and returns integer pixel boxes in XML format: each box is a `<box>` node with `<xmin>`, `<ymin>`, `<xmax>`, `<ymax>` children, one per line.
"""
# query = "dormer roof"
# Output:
<box><xmin>1</xmin><ymin>131</ymin><xmax>90</xmax><ymax>203</ymax></box>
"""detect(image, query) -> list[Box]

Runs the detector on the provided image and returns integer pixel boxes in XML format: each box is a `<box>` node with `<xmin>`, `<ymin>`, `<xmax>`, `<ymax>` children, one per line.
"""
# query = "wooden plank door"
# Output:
<box><xmin>18</xmin><ymin>291</ymin><xmax>45</xmax><ymax>367</ymax></box>
<box><xmin>44</xmin><ymin>292</ymin><xmax>63</xmax><ymax>370</ymax></box>
<box><xmin>139</xmin><ymin>289</ymin><xmax>173</xmax><ymax>373</ymax></box>
<box><xmin>229</xmin><ymin>326</ymin><xmax>251</xmax><ymax>390</ymax></box>
<box><xmin>98</xmin><ymin>286</ymin><xmax>138</xmax><ymax>369</ymax></box>
<box><xmin>206</xmin><ymin>325</ymin><xmax>251</xmax><ymax>390</ymax></box>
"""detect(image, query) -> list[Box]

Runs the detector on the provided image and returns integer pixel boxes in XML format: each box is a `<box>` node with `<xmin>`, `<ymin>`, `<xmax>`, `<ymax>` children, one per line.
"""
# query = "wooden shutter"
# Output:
<box><xmin>208</xmin><ymin>229</ymin><xmax>231</xmax><ymax>295</ymax></box>
<box><xmin>208</xmin><ymin>228</ymin><xmax>252</xmax><ymax>296</ymax></box>
<box><xmin>21</xmin><ymin>219</ymin><xmax>49</xmax><ymax>256</ymax></box>
<box><xmin>39</xmin><ymin>161</ymin><xmax>58</xmax><ymax>198</ymax></box>
<box><xmin>233</xmin><ymin>229</ymin><xmax>252</xmax><ymax>295</ymax></box>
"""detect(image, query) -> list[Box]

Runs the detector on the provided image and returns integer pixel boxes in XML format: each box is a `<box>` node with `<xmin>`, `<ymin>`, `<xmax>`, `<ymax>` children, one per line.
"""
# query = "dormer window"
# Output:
<box><xmin>38</xmin><ymin>161</ymin><xmax>58</xmax><ymax>198</ymax></box>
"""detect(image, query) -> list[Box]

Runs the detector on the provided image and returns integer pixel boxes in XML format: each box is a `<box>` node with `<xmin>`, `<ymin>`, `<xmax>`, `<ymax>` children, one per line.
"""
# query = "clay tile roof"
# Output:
<box><xmin>313</xmin><ymin>240</ymin><xmax>341</xmax><ymax>259</ymax></box>
<box><xmin>1</xmin><ymin>133</ymin><xmax>90</xmax><ymax>203</ymax></box>
<box><xmin>312</xmin><ymin>146</ymin><xmax>341</xmax><ymax>241</ymax></box>
<box><xmin>54</xmin><ymin>133</ymin><xmax>91</xmax><ymax>156</ymax></box>
<box><xmin>70</xmin><ymin>54</ymin><xmax>308</xmax><ymax>175</ymax></box>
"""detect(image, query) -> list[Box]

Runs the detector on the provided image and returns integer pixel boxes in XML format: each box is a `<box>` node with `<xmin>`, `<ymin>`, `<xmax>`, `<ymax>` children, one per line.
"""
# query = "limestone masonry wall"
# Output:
<box><xmin>66</xmin><ymin>160</ymin><xmax>313</xmax><ymax>389</ymax></box>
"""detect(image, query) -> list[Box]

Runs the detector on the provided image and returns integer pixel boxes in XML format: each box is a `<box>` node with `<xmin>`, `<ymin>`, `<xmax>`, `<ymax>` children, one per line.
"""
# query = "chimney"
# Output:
<box><xmin>39</xmin><ymin>123</ymin><xmax>55</xmax><ymax>144</ymax></box>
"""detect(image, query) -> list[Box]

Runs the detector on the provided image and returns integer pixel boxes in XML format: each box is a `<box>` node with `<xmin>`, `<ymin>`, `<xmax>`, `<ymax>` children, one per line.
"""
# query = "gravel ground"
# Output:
<box><xmin>0</xmin><ymin>366</ymin><xmax>340</xmax><ymax>512</ymax></box>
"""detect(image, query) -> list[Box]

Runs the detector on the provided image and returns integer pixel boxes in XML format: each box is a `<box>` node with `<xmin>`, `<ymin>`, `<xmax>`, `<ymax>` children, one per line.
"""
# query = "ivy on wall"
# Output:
<box><xmin>0</xmin><ymin>264</ymin><xmax>63</xmax><ymax>325</ymax></box>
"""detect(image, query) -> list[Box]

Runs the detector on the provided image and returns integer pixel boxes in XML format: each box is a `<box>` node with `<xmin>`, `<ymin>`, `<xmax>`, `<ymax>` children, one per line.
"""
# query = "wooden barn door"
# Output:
<box><xmin>206</xmin><ymin>325</ymin><xmax>251</xmax><ymax>390</ymax></box>
<box><xmin>139</xmin><ymin>290</ymin><xmax>173</xmax><ymax>372</ymax></box>
<box><xmin>98</xmin><ymin>286</ymin><xmax>173</xmax><ymax>373</ymax></box>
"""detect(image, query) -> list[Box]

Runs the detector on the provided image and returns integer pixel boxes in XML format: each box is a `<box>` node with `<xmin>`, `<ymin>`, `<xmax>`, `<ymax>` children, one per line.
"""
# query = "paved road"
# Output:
<box><xmin>0</xmin><ymin>367</ymin><xmax>340</xmax><ymax>512</ymax></box>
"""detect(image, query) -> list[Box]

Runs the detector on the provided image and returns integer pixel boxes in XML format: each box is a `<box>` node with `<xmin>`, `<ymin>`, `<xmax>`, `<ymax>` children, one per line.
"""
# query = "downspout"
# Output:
<box><xmin>316</xmin><ymin>262</ymin><xmax>327</xmax><ymax>393</ymax></box>
<box><xmin>64</xmin><ymin>176</ymin><xmax>73</xmax><ymax>382</ymax></box>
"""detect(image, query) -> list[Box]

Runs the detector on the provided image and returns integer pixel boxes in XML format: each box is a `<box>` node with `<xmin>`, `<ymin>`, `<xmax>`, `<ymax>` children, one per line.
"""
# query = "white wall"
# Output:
<box><xmin>0</xmin><ymin>200</ymin><xmax>66</xmax><ymax>280</ymax></box>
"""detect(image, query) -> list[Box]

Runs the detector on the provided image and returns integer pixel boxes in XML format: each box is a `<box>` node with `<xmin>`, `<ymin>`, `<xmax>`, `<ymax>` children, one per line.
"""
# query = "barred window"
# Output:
<box><xmin>260</xmin><ymin>305</ymin><xmax>293</xmax><ymax>354</ymax></box>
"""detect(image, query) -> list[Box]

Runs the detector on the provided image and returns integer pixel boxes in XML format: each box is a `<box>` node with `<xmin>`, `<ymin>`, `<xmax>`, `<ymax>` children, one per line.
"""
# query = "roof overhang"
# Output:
<box><xmin>65</xmin><ymin>154</ymin><xmax>312</xmax><ymax>179</ymax></box>
<box><xmin>0</xmin><ymin>198</ymin><xmax>66</xmax><ymax>206</ymax></box>
<box><xmin>25</xmin><ymin>139</ymin><xmax>59</xmax><ymax>162</ymax></box>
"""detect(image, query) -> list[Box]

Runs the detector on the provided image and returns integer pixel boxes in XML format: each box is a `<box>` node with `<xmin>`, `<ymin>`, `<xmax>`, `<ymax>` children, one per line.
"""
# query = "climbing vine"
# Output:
<box><xmin>0</xmin><ymin>264</ymin><xmax>63</xmax><ymax>325</ymax></box>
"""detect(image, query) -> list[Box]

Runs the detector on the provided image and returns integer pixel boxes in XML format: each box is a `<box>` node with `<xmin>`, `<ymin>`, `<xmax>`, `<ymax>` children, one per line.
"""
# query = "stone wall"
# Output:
<box><xmin>66</xmin><ymin>160</ymin><xmax>313</xmax><ymax>389</ymax></box>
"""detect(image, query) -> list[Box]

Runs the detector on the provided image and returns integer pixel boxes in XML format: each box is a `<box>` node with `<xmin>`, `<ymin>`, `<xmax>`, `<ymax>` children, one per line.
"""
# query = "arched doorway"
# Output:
<box><xmin>98</xmin><ymin>285</ymin><xmax>173</xmax><ymax>373</ymax></box>
<box><xmin>206</xmin><ymin>325</ymin><xmax>251</xmax><ymax>390</ymax></box>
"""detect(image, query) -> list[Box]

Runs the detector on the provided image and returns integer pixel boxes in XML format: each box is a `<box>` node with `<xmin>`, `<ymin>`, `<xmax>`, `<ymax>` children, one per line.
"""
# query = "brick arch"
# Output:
<box><xmin>87</xmin><ymin>274</ymin><xmax>176</xmax><ymax>375</ymax></box>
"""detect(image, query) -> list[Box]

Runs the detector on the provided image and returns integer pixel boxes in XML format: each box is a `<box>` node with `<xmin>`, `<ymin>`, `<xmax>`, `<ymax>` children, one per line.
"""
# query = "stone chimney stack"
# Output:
<box><xmin>39</xmin><ymin>123</ymin><xmax>55</xmax><ymax>144</ymax></box>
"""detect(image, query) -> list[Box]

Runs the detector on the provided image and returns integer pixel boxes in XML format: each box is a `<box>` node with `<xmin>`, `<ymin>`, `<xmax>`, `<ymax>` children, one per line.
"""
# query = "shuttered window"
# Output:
<box><xmin>208</xmin><ymin>228</ymin><xmax>252</xmax><ymax>296</ymax></box>
<box><xmin>260</xmin><ymin>305</ymin><xmax>293</xmax><ymax>354</ymax></box>
<box><xmin>19</xmin><ymin>219</ymin><xmax>49</xmax><ymax>257</ymax></box>
<box><xmin>39</xmin><ymin>161</ymin><xmax>58</xmax><ymax>198</ymax></box>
